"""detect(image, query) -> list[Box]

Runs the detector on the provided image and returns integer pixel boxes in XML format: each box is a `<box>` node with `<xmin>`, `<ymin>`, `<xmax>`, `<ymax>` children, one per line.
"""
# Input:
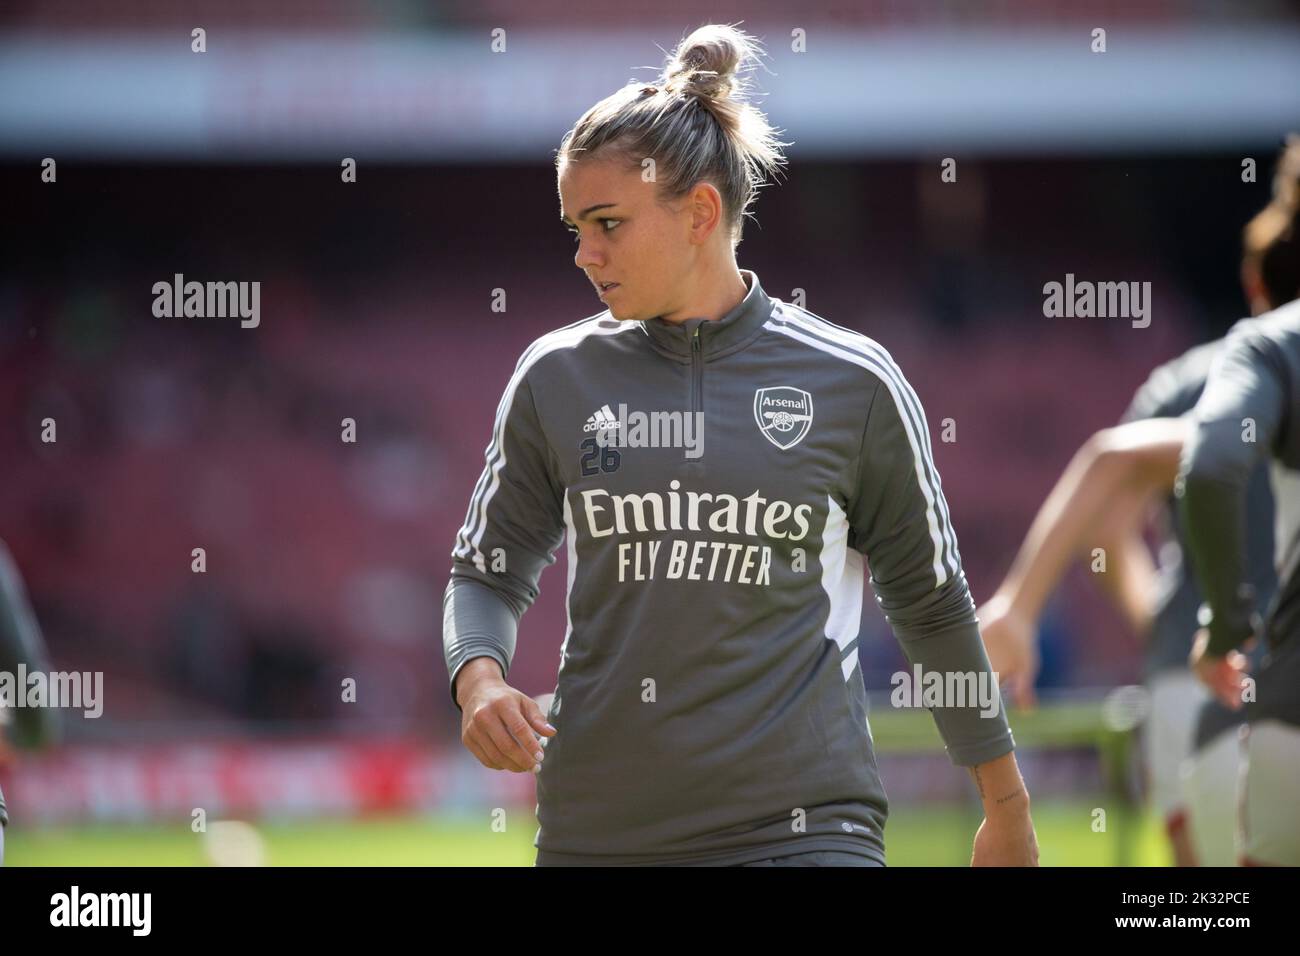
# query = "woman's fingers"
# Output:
<box><xmin>478</xmin><ymin>701</ymin><xmax>544</xmax><ymax>772</ymax></box>
<box><xmin>464</xmin><ymin>731</ymin><xmax>508</xmax><ymax>771</ymax></box>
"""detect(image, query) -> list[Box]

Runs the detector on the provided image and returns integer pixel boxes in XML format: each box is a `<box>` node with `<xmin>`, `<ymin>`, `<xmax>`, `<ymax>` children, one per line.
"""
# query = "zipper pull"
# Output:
<box><xmin>692</xmin><ymin>326</ymin><xmax>701</xmax><ymax>352</ymax></box>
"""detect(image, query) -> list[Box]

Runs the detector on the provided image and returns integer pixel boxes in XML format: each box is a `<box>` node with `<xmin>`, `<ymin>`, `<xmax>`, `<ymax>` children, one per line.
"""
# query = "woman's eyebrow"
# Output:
<box><xmin>560</xmin><ymin>203</ymin><xmax>618</xmax><ymax>225</ymax></box>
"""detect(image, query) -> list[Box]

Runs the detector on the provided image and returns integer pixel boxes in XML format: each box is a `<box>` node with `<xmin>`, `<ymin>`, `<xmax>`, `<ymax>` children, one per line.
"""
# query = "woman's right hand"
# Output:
<box><xmin>976</xmin><ymin>593</ymin><xmax>1040</xmax><ymax>710</ymax></box>
<box><xmin>457</xmin><ymin>660</ymin><xmax>557</xmax><ymax>773</ymax></box>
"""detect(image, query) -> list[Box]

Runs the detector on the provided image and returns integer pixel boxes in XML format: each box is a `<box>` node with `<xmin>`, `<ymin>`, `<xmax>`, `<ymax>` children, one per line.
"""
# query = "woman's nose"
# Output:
<box><xmin>574</xmin><ymin>237</ymin><xmax>604</xmax><ymax>271</ymax></box>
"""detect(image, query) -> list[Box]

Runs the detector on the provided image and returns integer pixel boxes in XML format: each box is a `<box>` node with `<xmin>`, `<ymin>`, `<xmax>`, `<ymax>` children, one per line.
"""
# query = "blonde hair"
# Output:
<box><xmin>1243</xmin><ymin>134</ymin><xmax>1300</xmax><ymax>307</ymax></box>
<box><xmin>556</xmin><ymin>23</ymin><xmax>789</xmax><ymax>247</ymax></box>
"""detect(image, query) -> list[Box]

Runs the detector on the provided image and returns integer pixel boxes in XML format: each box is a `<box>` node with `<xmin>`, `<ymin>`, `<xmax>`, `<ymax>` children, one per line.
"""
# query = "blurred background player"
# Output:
<box><xmin>0</xmin><ymin>538</ymin><xmax>60</xmax><ymax>865</ymax></box>
<box><xmin>977</xmin><ymin>138</ymin><xmax>1300</xmax><ymax>865</ymax></box>
<box><xmin>1178</xmin><ymin>136</ymin><xmax>1300</xmax><ymax>867</ymax></box>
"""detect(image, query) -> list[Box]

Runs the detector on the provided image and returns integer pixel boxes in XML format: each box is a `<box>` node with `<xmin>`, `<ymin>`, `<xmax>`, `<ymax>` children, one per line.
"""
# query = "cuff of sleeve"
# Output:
<box><xmin>896</xmin><ymin>619</ymin><xmax>1017</xmax><ymax>766</ymax></box>
<box><xmin>946</xmin><ymin>730</ymin><xmax>1016</xmax><ymax>768</ymax></box>
<box><xmin>1199</xmin><ymin>596</ymin><xmax>1258</xmax><ymax>657</ymax></box>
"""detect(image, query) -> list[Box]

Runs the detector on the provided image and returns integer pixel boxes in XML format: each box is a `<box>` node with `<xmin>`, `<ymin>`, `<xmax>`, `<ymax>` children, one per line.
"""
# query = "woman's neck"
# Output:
<box><xmin>656</xmin><ymin>266</ymin><xmax>749</xmax><ymax>325</ymax></box>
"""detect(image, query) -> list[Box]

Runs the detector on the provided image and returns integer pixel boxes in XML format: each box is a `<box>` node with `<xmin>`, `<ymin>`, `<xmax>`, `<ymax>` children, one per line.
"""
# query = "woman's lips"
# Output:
<box><xmin>597</xmin><ymin>282</ymin><xmax>619</xmax><ymax>300</ymax></box>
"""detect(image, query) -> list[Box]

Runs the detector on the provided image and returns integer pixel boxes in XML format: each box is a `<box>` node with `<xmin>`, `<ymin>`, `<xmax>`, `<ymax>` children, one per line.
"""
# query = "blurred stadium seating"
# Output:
<box><xmin>1</xmin><ymin>2</ymin><xmax>1297</xmax><ymax>860</ymax></box>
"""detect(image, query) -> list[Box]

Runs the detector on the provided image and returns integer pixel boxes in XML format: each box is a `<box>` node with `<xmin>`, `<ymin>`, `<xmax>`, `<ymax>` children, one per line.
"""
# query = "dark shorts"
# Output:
<box><xmin>733</xmin><ymin>850</ymin><xmax>884</xmax><ymax>867</ymax></box>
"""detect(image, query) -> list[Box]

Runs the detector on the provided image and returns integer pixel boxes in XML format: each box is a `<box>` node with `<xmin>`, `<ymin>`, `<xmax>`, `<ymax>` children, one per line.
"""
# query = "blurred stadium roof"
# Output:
<box><xmin>1</xmin><ymin>1</ymin><xmax>1298</xmax><ymax>159</ymax></box>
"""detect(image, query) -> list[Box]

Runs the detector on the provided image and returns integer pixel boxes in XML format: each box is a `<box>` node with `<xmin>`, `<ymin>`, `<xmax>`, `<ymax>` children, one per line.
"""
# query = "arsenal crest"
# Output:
<box><xmin>753</xmin><ymin>387</ymin><xmax>813</xmax><ymax>449</ymax></box>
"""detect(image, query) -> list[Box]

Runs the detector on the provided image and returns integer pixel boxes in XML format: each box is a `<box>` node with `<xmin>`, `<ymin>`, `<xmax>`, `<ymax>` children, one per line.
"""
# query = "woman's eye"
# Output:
<box><xmin>566</xmin><ymin>220</ymin><xmax>618</xmax><ymax>241</ymax></box>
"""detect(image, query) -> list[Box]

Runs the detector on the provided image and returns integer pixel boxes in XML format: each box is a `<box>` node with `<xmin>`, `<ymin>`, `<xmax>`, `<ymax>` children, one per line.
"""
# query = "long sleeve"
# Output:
<box><xmin>444</xmin><ymin>369</ymin><xmax>565</xmax><ymax>711</ymax></box>
<box><xmin>0</xmin><ymin>540</ymin><xmax>59</xmax><ymax>749</ymax></box>
<box><xmin>1177</xmin><ymin>330</ymin><xmax>1286</xmax><ymax>656</ymax></box>
<box><xmin>848</xmin><ymin>372</ymin><xmax>1014</xmax><ymax>766</ymax></box>
<box><xmin>1118</xmin><ymin>341</ymin><xmax>1218</xmax><ymax>425</ymax></box>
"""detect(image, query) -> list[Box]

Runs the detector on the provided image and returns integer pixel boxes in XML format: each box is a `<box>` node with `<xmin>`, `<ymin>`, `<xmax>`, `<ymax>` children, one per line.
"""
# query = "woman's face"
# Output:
<box><xmin>558</xmin><ymin>154</ymin><xmax>697</xmax><ymax>322</ymax></box>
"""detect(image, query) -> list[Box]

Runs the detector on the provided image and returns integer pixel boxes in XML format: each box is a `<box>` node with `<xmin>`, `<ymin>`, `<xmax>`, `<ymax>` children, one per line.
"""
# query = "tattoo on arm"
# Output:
<box><xmin>972</xmin><ymin>765</ymin><xmax>1025</xmax><ymax>805</ymax></box>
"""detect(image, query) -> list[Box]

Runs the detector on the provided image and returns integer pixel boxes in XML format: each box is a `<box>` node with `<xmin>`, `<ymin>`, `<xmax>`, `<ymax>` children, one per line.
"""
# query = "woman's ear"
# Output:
<box><xmin>688</xmin><ymin>181</ymin><xmax>725</xmax><ymax>244</ymax></box>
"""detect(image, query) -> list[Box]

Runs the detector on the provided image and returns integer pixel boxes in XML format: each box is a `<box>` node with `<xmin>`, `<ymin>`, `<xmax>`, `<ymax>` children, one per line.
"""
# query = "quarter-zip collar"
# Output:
<box><xmin>639</xmin><ymin>269</ymin><xmax>773</xmax><ymax>363</ymax></box>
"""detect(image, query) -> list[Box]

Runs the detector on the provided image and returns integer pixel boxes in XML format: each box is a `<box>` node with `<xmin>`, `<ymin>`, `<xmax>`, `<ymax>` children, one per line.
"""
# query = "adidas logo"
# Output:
<box><xmin>583</xmin><ymin>404</ymin><xmax>622</xmax><ymax>432</ymax></box>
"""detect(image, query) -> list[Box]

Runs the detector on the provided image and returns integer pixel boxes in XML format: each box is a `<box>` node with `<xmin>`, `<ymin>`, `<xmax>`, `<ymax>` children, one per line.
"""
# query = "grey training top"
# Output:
<box><xmin>0</xmin><ymin>539</ymin><xmax>56</xmax><ymax>827</ymax></box>
<box><xmin>443</xmin><ymin>270</ymin><xmax>1014</xmax><ymax>866</ymax></box>
<box><xmin>1120</xmin><ymin>340</ymin><xmax>1276</xmax><ymax>680</ymax></box>
<box><xmin>1180</xmin><ymin>298</ymin><xmax>1300</xmax><ymax>662</ymax></box>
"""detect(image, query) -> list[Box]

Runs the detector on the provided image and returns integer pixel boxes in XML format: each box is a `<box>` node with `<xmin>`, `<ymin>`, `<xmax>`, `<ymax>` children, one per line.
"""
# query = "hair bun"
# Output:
<box><xmin>557</xmin><ymin>22</ymin><xmax>787</xmax><ymax>249</ymax></box>
<box><xmin>671</xmin><ymin>68</ymin><xmax>732</xmax><ymax>101</ymax></box>
<box><xmin>663</xmin><ymin>24</ymin><xmax>750</xmax><ymax>101</ymax></box>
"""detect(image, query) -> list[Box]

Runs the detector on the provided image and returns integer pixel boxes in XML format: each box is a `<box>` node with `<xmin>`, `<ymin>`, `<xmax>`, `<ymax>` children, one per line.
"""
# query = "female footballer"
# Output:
<box><xmin>1178</xmin><ymin>135</ymin><xmax>1300</xmax><ymax>866</ymax></box>
<box><xmin>0</xmin><ymin>538</ymin><xmax>59</xmax><ymax>865</ymax></box>
<box><xmin>443</xmin><ymin>24</ymin><xmax>1038</xmax><ymax>866</ymax></box>
<box><xmin>977</xmin><ymin>139</ymin><xmax>1300</xmax><ymax>867</ymax></box>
